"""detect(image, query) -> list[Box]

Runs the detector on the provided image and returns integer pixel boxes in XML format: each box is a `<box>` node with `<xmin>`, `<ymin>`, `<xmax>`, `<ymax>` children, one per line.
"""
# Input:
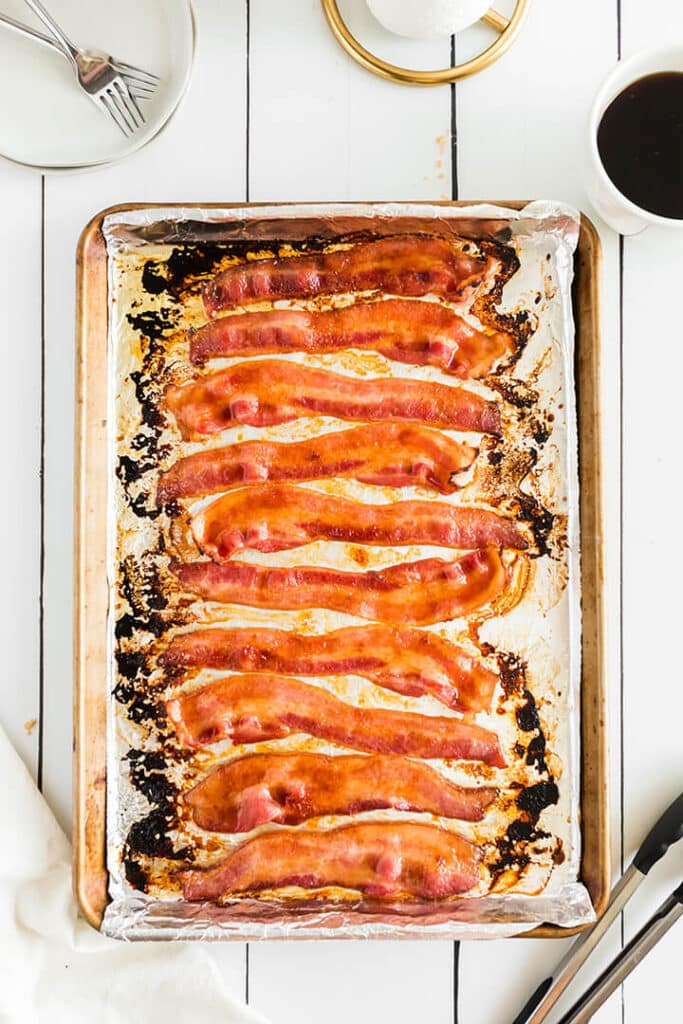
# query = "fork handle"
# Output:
<box><xmin>22</xmin><ymin>0</ymin><xmax>79</xmax><ymax>66</ymax></box>
<box><xmin>0</xmin><ymin>12</ymin><xmax>61</xmax><ymax>52</ymax></box>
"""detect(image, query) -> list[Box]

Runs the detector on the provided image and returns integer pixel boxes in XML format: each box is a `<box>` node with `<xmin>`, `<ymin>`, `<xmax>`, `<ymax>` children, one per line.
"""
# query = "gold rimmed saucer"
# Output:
<box><xmin>320</xmin><ymin>0</ymin><xmax>531</xmax><ymax>86</ymax></box>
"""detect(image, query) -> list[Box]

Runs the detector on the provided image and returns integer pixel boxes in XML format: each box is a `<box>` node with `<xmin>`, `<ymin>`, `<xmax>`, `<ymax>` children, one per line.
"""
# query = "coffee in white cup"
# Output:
<box><xmin>587</xmin><ymin>47</ymin><xmax>683</xmax><ymax>234</ymax></box>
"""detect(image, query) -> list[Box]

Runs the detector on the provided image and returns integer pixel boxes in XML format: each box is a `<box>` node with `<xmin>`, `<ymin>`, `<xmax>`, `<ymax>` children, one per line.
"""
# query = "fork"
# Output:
<box><xmin>0</xmin><ymin>12</ymin><xmax>159</xmax><ymax>100</ymax></box>
<box><xmin>22</xmin><ymin>0</ymin><xmax>148</xmax><ymax>136</ymax></box>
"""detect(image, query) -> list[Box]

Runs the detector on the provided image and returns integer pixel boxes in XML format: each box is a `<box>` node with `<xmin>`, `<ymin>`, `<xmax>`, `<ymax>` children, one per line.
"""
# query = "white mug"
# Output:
<box><xmin>366</xmin><ymin>0</ymin><xmax>490</xmax><ymax>39</ymax></box>
<box><xmin>587</xmin><ymin>46</ymin><xmax>683</xmax><ymax>234</ymax></box>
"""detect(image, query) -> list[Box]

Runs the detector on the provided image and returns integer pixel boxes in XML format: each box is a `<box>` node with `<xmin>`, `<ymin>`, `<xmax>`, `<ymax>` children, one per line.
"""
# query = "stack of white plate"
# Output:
<box><xmin>0</xmin><ymin>0</ymin><xmax>195</xmax><ymax>172</ymax></box>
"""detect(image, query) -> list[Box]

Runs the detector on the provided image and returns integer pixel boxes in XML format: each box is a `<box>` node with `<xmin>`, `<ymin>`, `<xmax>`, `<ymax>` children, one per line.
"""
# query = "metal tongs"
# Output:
<box><xmin>512</xmin><ymin>791</ymin><xmax>683</xmax><ymax>1024</ymax></box>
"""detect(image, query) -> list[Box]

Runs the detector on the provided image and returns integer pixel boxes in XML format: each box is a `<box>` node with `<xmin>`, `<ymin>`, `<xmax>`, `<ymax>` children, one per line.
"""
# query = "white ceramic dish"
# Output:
<box><xmin>0</xmin><ymin>0</ymin><xmax>195</xmax><ymax>173</ymax></box>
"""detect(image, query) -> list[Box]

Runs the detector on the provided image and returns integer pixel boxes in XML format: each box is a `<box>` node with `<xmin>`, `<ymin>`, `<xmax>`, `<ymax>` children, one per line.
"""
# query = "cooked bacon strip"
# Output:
<box><xmin>166</xmin><ymin>674</ymin><xmax>505</xmax><ymax>765</ymax></box>
<box><xmin>191</xmin><ymin>300</ymin><xmax>514</xmax><ymax>379</ymax></box>
<box><xmin>170</xmin><ymin>548</ymin><xmax>508</xmax><ymax>626</ymax></box>
<box><xmin>164</xmin><ymin>360</ymin><xmax>501</xmax><ymax>440</ymax></box>
<box><xmin>203</xmin><ymin>235</ymin><xmax>500</xmax><ymax>315</ymax></box>
<box><xmin>191</xmin><ymin>484</ymin><xmax>528</xmax><ymax>560</ymax></box>
<box><xmin>182</xmin><ymin>821</ymin><xmax>480</xmax><ymax>900</ymax></box>
<box><xmin>184</xmin><ymin>752</ymin><xmax>498</xmax><ymax>832</ymax></box>
<box><xmin>157</xmin><ymin>424</ymin><xmax>476</xmax><ymax>502</ymax></box>
<box><xmin>160</xmin><ymin>624</ymin><xmax>497</xmax><ymax>712</ymax></box>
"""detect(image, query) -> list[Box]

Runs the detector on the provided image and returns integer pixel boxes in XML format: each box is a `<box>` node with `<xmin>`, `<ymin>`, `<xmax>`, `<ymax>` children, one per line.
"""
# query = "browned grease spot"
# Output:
<box><xmin>349</xmin><ymin>546</ymin><xmax>370</xmax><ymax>567</ymax></box>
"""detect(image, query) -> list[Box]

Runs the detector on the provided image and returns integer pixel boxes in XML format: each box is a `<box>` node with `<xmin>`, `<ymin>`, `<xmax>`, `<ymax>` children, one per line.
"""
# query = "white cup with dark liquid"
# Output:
<box><xmin>587</xmin><ymin>47</ymin><xmax>683</xmax><ymax>234</ymax></box>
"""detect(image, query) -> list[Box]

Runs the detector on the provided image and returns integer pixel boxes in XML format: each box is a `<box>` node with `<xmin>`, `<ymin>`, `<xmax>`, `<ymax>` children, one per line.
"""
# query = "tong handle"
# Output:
<box><xmin>633</xmin><ymin>791</ymin><xmax>683</xmax><ymax>874</ymax></box>
<box><xmin>511</xmin><ymin>979</ymin><xmax>553</xmax><ymax>1024</ymax></box>
<box><xmin>556</xmin><ymin>882</ymin><xmax>683</xmax><ymax>1024</ymax></box>
<box><xmin>511</xmin><ymin>791</ymin><xmax>683</xmax><ymax>1024</ymax></box>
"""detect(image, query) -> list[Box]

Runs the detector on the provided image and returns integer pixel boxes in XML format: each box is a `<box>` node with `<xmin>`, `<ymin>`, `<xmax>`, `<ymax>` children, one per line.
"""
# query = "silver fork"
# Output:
<box><xmin>0</xmin><ymin>12</ymin><xmax>159</xmax><ymax>100</ymax></box>
<box><xmin>22</xmin><ymin>0</ymin><xmax>147</xmax><ymax>136</ymax></box>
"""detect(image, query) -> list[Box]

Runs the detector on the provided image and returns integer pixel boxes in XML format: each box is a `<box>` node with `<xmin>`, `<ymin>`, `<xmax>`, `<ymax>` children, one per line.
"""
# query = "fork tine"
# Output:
<box><xmin>127</xmin><ymin>82</ymin><xmax>155</xmax><ymax>98</ymax></box>
<box><xmin>120</xmin><ymin>80</ymin><xmax>146</xmax><ymax>125</ymax></box>
<box><xmin>114</xmin><ymin>60</ymin><xmax>160</xmax><ymax>84</ymax></box>
<box><xmin>109</xmin><ymin>80</ymin><xmax>143</xmax><ymax>131</ymax></box>
<box><xmin>106</xmin><ymin>85</ymin><xmax>137</xmax><ymax>133</ymax></box>
<box><xmin>114</xmin><ymin>78</ymin><xmax>145</xmax><ymax>127</ymax></box>
<box><xmin>116</xmin><ymin>67</ymin><xmax>160</xmax><ymax>89</ymax></box>
<box><xmin>99</xmin><ymin>92</ymin><xmax>132</xmax><ymax>137</ymax></box>
<box><xmin>118</xmin><ymin>68</ymin><xmax>158</xmax><ymax>90</ymax></box>
<box><xmin>119</xmin><ymin>73</ymin><xmax>154</xmax><ymax>97</ymax></box>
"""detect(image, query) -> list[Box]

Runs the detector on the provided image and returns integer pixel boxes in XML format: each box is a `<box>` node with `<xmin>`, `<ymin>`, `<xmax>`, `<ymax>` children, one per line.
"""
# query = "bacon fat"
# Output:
<box><xmin>182</xmin><ymin>821</ymin><xmax>480</xmax><ymax>900</ymax></box>
<box><xmin>160</xmin><ymin>624</ymin><xmax>498</xmax><ymax>713</ymax></box>
<box><xmin>165</xmin><ymin>673</ymin><xmax>505</xmax><ymax>766</ymax></box>
<box><xmin>165</xmin><ymin>360</ymin><xmax>501</xmax><ymax>440</ymax></box>
<box><xmin>184</xmin><ymin>752</ymin><xmax>498</xmax><ymax>832</ymax></box>
<box><xmin>157</xmin><ymin>423</ymin><xmax>477</xmax><ymax>502</ymax></box>
<box><xmin>203</xmin><ymin>235</ymin><xmax>501</xmax><ymax>315</ymax></box>
<box><xmin>190</xmin><ymin>484</ymin><xmax>528</xmax><ymax>561</ymax></box>
<box><xmin>170</xmin><ymin>548</ymin><xmax>508</xmax><ymax>625</ymax></box>
<box><xmin>191</xmin><ymin>299</ymin><xmax>514</xmax><ymax>379</ymax></box>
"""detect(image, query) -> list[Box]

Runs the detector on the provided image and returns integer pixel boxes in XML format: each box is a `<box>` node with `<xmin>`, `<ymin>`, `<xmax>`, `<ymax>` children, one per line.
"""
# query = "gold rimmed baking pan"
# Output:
<box><xmin>73</xmin><ymin>202</ymin><xmax>608</xmax><ymax>937</ymax></box>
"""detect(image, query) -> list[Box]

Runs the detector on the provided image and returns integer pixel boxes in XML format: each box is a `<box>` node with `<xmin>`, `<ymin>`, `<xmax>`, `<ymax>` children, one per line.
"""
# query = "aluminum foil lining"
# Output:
<box><xmin>100</xmin><ymin>201</ymin><xmax>594</xmax><ymax>940</ymax></box>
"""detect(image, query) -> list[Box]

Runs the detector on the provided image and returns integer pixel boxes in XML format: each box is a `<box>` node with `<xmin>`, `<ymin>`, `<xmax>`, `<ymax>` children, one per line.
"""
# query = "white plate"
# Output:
<box><xmin>0</xmin><ymin>0</ymin><xmax>194</xmax><ymax>171</ymax></box>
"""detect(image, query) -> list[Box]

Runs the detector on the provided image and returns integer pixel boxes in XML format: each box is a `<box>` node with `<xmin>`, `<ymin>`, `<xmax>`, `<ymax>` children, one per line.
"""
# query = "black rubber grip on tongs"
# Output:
<box><xmin>510</xmin><ymin>976</ymin><xmax>553</xmax><ymax>1024</ymax></box>
<box><xmin>633</xmin><ymin>792</ymin><xmax>683</xmax><ymax>875</ymax></box>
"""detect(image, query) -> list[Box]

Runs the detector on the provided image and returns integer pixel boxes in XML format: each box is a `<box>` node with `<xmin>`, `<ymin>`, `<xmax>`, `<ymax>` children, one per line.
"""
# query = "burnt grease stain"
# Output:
<box><xmin>481</xmin><ymin>445</ymin><xmax>555</xmax><ymax>560</ymax></box>
<box><xmin>118</xmin><ymin>306</ymin><xmax>179</xmax><ymax>519</ymax></box>
<box><xmin>515</xmin><ymin>492</ymin><xmax>555</xmax><ymax>560</ymax></box>
<box><xmin>118</xmin><ymin>246</ymin><xmax>210</xmax><ymax>889</ymax></box>
<box><xmin>113</xmin><ymin>679</ymin><xmax>166</xmax><ymax>729</ymax></box>
<box><xmin>497</xmin><ymin>651</ymin><xmax>528</xmax><ymax>699</ymax></box>
<box><xmin>489</xmin><ymin>784</ymin><xmax>560</xmax><ymax>884</ymax></box>
<box><xmin>490</xmin><ymin>820</ymin><xmax>550</xmax><ymax>882</ymax></box>
<box><xmin>499</xmin><ymin>654</ymin><xmax>550</xmax><ymax>775</ymax></box>
<box><xmin>120</xmin><ymin>550</ymin><xmax>169</xmax><ymax>618</ymax></box>
<box><xmin>517</xmin><ymin>780</ymin><xmax>560</xmax><ymax>816</ymax></box>
<box><xmin>114</xmin><ymin>550</ymin><xmax>186</xmax><ymax>727</ymax></box>
<box><xmin>489</xmin><ymin>650</ymin><xmax>560</xmax><ymax>882</ymax></box>
<box><xmin>122</xmin><ymin>752</ymin><xmax>193</xmax><ymax>892</ymax></box>
<box><xmin>115</xmin><ymin>610</ymin><xmax>168</xmax><ymax>640</ymax></box>
<box><xmin>124</xmin><ymin>857</ymin><xmax>149</xmax><ymax>891</ymax></box>
<box><xmin>116</xmin><ymin>649</ymin><xmax>147</xmax><ymax>683</ymax></box>
<box><xmin>488</xmin><ymin>376</ymin><xmax>552</xmax><ymax>447</ymax></box>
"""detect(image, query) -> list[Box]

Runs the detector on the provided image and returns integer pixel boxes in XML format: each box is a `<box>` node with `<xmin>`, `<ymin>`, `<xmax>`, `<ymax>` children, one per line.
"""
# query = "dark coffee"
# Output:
<box><xmin>597</xmin><ymin>71</ymin><xmax>683</xmax><ymax>219</ymax></box>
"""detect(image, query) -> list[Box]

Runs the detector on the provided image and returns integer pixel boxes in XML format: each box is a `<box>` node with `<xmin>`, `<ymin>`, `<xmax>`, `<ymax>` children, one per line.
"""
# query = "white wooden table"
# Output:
<box><xmin>3</xmin><ymin>1</ymin><xmax>682</xmax><ymax>1021</ymax></box>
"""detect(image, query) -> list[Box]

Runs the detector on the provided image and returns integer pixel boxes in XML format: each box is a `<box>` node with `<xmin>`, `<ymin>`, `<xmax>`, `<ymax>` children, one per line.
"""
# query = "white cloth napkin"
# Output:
<box><xmin>0</xmin><ymin>724</ymin><xmax>269</xmax><ymax>1024</ymax></box>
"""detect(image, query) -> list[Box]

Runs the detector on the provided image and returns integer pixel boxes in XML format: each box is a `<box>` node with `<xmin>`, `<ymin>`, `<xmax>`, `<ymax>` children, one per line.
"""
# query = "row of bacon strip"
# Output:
<box><xmin>190</xmin><ymin>483</ymin><xmax>527</xmax><ymax>561</ymax></box>
<box><xmin>157</xmin><ymin>236</ymin><xmax>518</xmax><ymax>901</ymax></box>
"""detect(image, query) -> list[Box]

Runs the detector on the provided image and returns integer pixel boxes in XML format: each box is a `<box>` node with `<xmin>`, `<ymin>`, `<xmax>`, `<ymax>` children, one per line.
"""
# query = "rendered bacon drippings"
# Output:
<box><xmin>202</xmin><ymin>235</ymin><xmax>501</xmax><ymax>314</ymax></box>
<box><xmin>184</xmin><ymin>752</ymin><xmax>498</xmax><ymax>832</ymax></box>
<box><xmin>157</xmin><ymin>423</ymin><xmax>477</xmax><ymax>502</ymax></box>
<box><xmin>182</xmin><ymin>821</ymin><xmax>480</xmax><ymax>900</ymax></box>
<box><xmin>191</xmin><ymin>299</ymin><xmax>515</xmax><ymax>378</ymax></box>
<box><xmin>170</xmin><ymin>548</ymin><xmax>508</xmax><ymax>625</ymax></box>
<box><xmin>165</xmin><ymin>360</ymin><xmax>502</xmax><ymax>440</ymax></box>
<box><xmin>160</xmin><ymin>623</ymin><xmax>498</xmax><ymax>712</ymax></box>
<box><xmin>191</xmin><ymin>483</ymin><xmax>529</xmax><ymax>560</ymax></box>
<box><xmin>165</xmin><ymin>674</ymin><xmax>505</xmax><ymax>765</ymax></box>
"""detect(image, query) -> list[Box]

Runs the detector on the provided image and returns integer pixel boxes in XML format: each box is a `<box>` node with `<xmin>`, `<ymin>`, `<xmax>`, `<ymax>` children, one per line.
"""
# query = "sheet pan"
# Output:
<box><xmin>74</xmin><ymin>201</ymin><xmax>609</xmax><ymax>939</ymax></box>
